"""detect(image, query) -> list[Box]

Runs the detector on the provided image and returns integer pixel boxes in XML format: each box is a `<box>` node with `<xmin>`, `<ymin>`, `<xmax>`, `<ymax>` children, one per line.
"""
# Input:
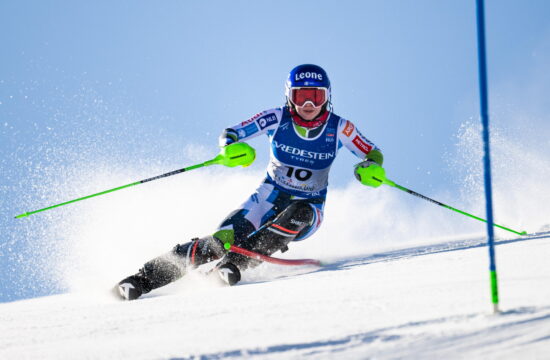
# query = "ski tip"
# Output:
<box><xmin>15</xmin><ymin>213</ymin><xmax>28</xmax><ymax>219</ymax></box>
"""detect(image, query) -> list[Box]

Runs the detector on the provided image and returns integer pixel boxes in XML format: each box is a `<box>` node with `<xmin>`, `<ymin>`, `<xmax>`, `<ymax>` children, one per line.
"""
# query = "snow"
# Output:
<box><xmin>3</xmin><ymin>117</ymin><xmax>550</xmax><ymax>359</ymax></box>
<box><xmin>2</xmin><ymin>232</ymin><xmax>549</xmax><ymax>359</ymax></box>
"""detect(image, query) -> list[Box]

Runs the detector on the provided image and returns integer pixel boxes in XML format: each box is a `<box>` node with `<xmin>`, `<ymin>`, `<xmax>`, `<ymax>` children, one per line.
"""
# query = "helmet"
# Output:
<box><xmin>285</xmin><ymin>64</ymin><xmax>331</xmax><ymax>109</ymax></box>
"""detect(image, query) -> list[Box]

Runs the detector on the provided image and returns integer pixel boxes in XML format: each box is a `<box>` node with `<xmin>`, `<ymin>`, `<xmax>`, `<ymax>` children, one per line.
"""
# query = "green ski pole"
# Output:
<box><xmin>15</xmin><ymin>143</ymin><xmax>256</xmax><ymax>219</ymax></box>
<box><xmin>375</xmin><ymin>177</ymin><xmax>527</xmax><ymax>237</ymax></box>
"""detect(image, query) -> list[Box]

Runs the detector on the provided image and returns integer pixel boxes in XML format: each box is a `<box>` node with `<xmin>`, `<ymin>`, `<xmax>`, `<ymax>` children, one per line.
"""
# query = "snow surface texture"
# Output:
<box><xmin>3</xmin><ymin>102</ymin><xmax>550</xmax><ymax>358</ymax></box>
<box><xmin>1</xmin><ymin>232</ymin><xmax>549</xmax><ymax>359</ymax></box>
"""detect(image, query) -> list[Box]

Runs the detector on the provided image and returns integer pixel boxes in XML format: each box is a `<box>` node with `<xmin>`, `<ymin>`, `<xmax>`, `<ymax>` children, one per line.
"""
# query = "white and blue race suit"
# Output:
<box><xmin>217</xmin><ymin>105</ymin><xmax>380</xmax><ymax>242</ymax></box>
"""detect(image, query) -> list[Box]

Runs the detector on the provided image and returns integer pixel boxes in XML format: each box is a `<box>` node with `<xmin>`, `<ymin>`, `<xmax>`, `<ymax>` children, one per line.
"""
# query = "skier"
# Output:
<box><xmin>116</xmin><ymin>64</ymin><xmax>386</xmax><ymax>300</ymax></box>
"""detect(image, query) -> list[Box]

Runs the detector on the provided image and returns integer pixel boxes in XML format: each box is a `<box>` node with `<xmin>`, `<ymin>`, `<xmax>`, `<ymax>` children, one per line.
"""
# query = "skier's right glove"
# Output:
<box><xmin>354</xmin><ymin>160</ymin><xmax>386</xmax><ymax>188</ymax></box>
<box><xmin>219</xmin><ymin>142</ymin><xmax>256</xmax><ymax>168</ymax></box>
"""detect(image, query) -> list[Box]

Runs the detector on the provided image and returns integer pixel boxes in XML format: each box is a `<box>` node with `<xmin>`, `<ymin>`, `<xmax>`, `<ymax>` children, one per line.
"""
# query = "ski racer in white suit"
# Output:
<box><xmin>116</xmin><ymin>64</ymin><xmax>386</xmax><ymax>300</ymax></box>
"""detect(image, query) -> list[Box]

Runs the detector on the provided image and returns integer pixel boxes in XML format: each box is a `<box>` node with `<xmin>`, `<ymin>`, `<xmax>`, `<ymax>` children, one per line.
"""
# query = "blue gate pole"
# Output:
<box><xmin>475</xmin><ymin>0</ymin><xmax>500</xmax><ymax>314</ymax></box>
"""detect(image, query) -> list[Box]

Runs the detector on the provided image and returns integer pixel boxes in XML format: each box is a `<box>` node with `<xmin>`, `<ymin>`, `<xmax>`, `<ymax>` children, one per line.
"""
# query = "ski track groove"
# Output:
<box><xmin>282</xmin><ymin>230</ymin><xmax>550</xmax><ymax>281</ymax></box>
<box><xmin>172</xmin><ymin>305</ymin><xmax>550</xmax><ymax>359</ymax></box>
<box><xmin>1</xmin><ymin>232</ymin><xmax>549</xmax><ymax>359</ymax></box>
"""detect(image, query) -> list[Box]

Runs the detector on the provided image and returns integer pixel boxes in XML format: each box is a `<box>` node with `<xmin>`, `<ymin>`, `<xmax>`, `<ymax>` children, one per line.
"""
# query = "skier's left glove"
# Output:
<box><xmin>354</xmin><ymin>160</ymin><xmax>387</xmax><ymax>188</ymax></box>
<box><xmin>219</xmin><ymin>142</ymin><xmax>256</xmax><ymax>167</ymax></box>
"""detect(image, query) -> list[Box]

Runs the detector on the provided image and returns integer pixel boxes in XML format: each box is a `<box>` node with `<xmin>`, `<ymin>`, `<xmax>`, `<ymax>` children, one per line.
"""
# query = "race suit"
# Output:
<box><xmin>216</xmin><ymin>105</ymin><xmax>380</xmax><ymax>244</ymax></box>
<box><xmin>115</xmin><ymin>105</ymin><xmax>383</xmax><ymax>296</ymax></box>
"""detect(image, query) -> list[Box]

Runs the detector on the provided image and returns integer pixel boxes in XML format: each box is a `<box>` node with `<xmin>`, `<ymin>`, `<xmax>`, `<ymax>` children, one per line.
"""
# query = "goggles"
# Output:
<box><xmin>289</xmin><ymin>87</ymin><xmax>328</xmax><ymax>107</ymax></box>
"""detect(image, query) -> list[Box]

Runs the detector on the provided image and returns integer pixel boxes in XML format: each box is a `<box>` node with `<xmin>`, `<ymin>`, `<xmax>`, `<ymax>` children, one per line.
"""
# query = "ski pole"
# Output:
<box><xmin>375</xmin><ymin>177</ymin><xmax>527</xmax><ymax>236</ymax></box>
<box><xmin>15</xmin><ymin>143</ymin><xmax>255</xmax><ymax>219</ymax></box>
<box><xmin>224</xmin><ymin>243</ymin><xmax>322</xmax><ymax>266</ymax></box>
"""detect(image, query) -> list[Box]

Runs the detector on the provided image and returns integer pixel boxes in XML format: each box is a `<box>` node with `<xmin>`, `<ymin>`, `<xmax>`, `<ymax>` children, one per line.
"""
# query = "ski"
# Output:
<box><xmin>226</xmin><ymin>244</ymin><xmax>322</xmax><ymax>267</ymax></box>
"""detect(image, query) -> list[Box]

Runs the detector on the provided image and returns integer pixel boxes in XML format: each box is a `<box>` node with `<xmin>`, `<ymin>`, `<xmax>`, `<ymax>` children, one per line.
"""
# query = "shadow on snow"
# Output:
<box><xmin>171</xmin><ymin>305</ymin><xmax>550</xmax><ymax>360</ymax></box>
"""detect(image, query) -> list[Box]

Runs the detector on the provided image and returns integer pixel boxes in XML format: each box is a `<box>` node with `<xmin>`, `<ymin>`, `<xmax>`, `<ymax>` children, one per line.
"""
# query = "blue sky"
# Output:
<box><xmin>1</xmin><ymin>1</ymin><xmax>550</xmax><ymax>302</ymax></box>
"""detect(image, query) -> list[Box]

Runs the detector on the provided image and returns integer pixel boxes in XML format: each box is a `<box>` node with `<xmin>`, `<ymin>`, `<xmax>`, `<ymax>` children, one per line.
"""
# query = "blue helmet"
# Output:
<box><xmin>285</xmin><ymin>64</ymin><xmax>331</xmax><ymax>106</ymax></box>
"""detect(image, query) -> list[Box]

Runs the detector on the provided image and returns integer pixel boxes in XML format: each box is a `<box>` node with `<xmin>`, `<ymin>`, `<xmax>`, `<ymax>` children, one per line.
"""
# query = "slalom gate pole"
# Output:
<box><xmin>225</xmin><ymin>243</ymin><xmax>322</xmax><ymax>267</ymax></box>
<box><xmin>376</xmin><ymin>177</ymin><xmax>526</xmax><ymax>237</ymax></box>
<box><xmin>14</xmin><ymin>145</ymin><xmax>253</xmax><ymax>219</ymax></box>
<box><xmin>476</xmin><ymin>0</ymin><xmax>500</xmax><ymax>314</ymax></box>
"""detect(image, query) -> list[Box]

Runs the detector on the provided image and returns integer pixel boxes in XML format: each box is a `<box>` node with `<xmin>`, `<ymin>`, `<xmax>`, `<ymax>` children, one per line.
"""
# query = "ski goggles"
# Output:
<box><xmin>289</xmin><ymin>87</ymin><xmax>328</xmax><ymax>107</ymax></box>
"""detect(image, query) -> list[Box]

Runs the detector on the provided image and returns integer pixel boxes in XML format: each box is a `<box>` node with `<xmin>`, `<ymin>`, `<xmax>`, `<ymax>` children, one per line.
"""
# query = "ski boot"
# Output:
<box><xmin>216</xmin><ymin>262</ymin><xmax>241</xmax><ymax>286</ymax></box>
<box><xmin>114</xmin><ymin>236</ymin><xmax>226</xmax><ymax>300</ymax></box>
<box><xmin>115</xmin><ymin>272</ymin><xmax>150</xmax><ymax>301</ymax></box>
<box><xmin>114</xmin><ymin>251</ymin><xmax>184</xmax><ymax>300</ymax></box>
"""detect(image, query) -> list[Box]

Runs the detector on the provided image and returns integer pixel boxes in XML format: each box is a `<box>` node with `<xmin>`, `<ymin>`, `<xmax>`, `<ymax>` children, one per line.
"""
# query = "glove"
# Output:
<box><xmin>354</xmin><ymin>160</ymin><xmax>386</xmax><ymax>188</ymax></box>
<box><xmin>218</xmin><ymin>142</ymin><xmax>256</xmax><ymax>167</ymax></box>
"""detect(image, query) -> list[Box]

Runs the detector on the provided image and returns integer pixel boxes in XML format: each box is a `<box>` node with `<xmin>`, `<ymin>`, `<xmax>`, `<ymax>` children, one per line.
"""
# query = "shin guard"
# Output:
<box><xmin>229</xmin><ymin>201</ymin><xmax>314</xmax><ymax>269</ymax></box>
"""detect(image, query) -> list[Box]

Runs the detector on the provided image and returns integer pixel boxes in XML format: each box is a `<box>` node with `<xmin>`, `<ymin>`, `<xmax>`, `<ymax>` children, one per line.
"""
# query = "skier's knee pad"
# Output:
<box><xmin>240</xmin><ymin>201</ymin><xmax>314</xmax><ymax>259</ymax></box>
<box><xmin>273</xmin><ymin>201</ymin><xmax>314</xmax><ymax>232</ymax></box>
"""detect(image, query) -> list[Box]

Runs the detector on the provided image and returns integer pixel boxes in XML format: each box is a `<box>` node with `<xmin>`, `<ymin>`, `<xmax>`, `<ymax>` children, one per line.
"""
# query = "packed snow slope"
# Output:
<box><xmin>1</xmin><ymin>231</ymin><xmax>549</xmax><ymax>360</ymax></box>
<box><xmin>3</xmin><ymin>113</ymin><xmax>550</xmax><ymax>358</ymax></box>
